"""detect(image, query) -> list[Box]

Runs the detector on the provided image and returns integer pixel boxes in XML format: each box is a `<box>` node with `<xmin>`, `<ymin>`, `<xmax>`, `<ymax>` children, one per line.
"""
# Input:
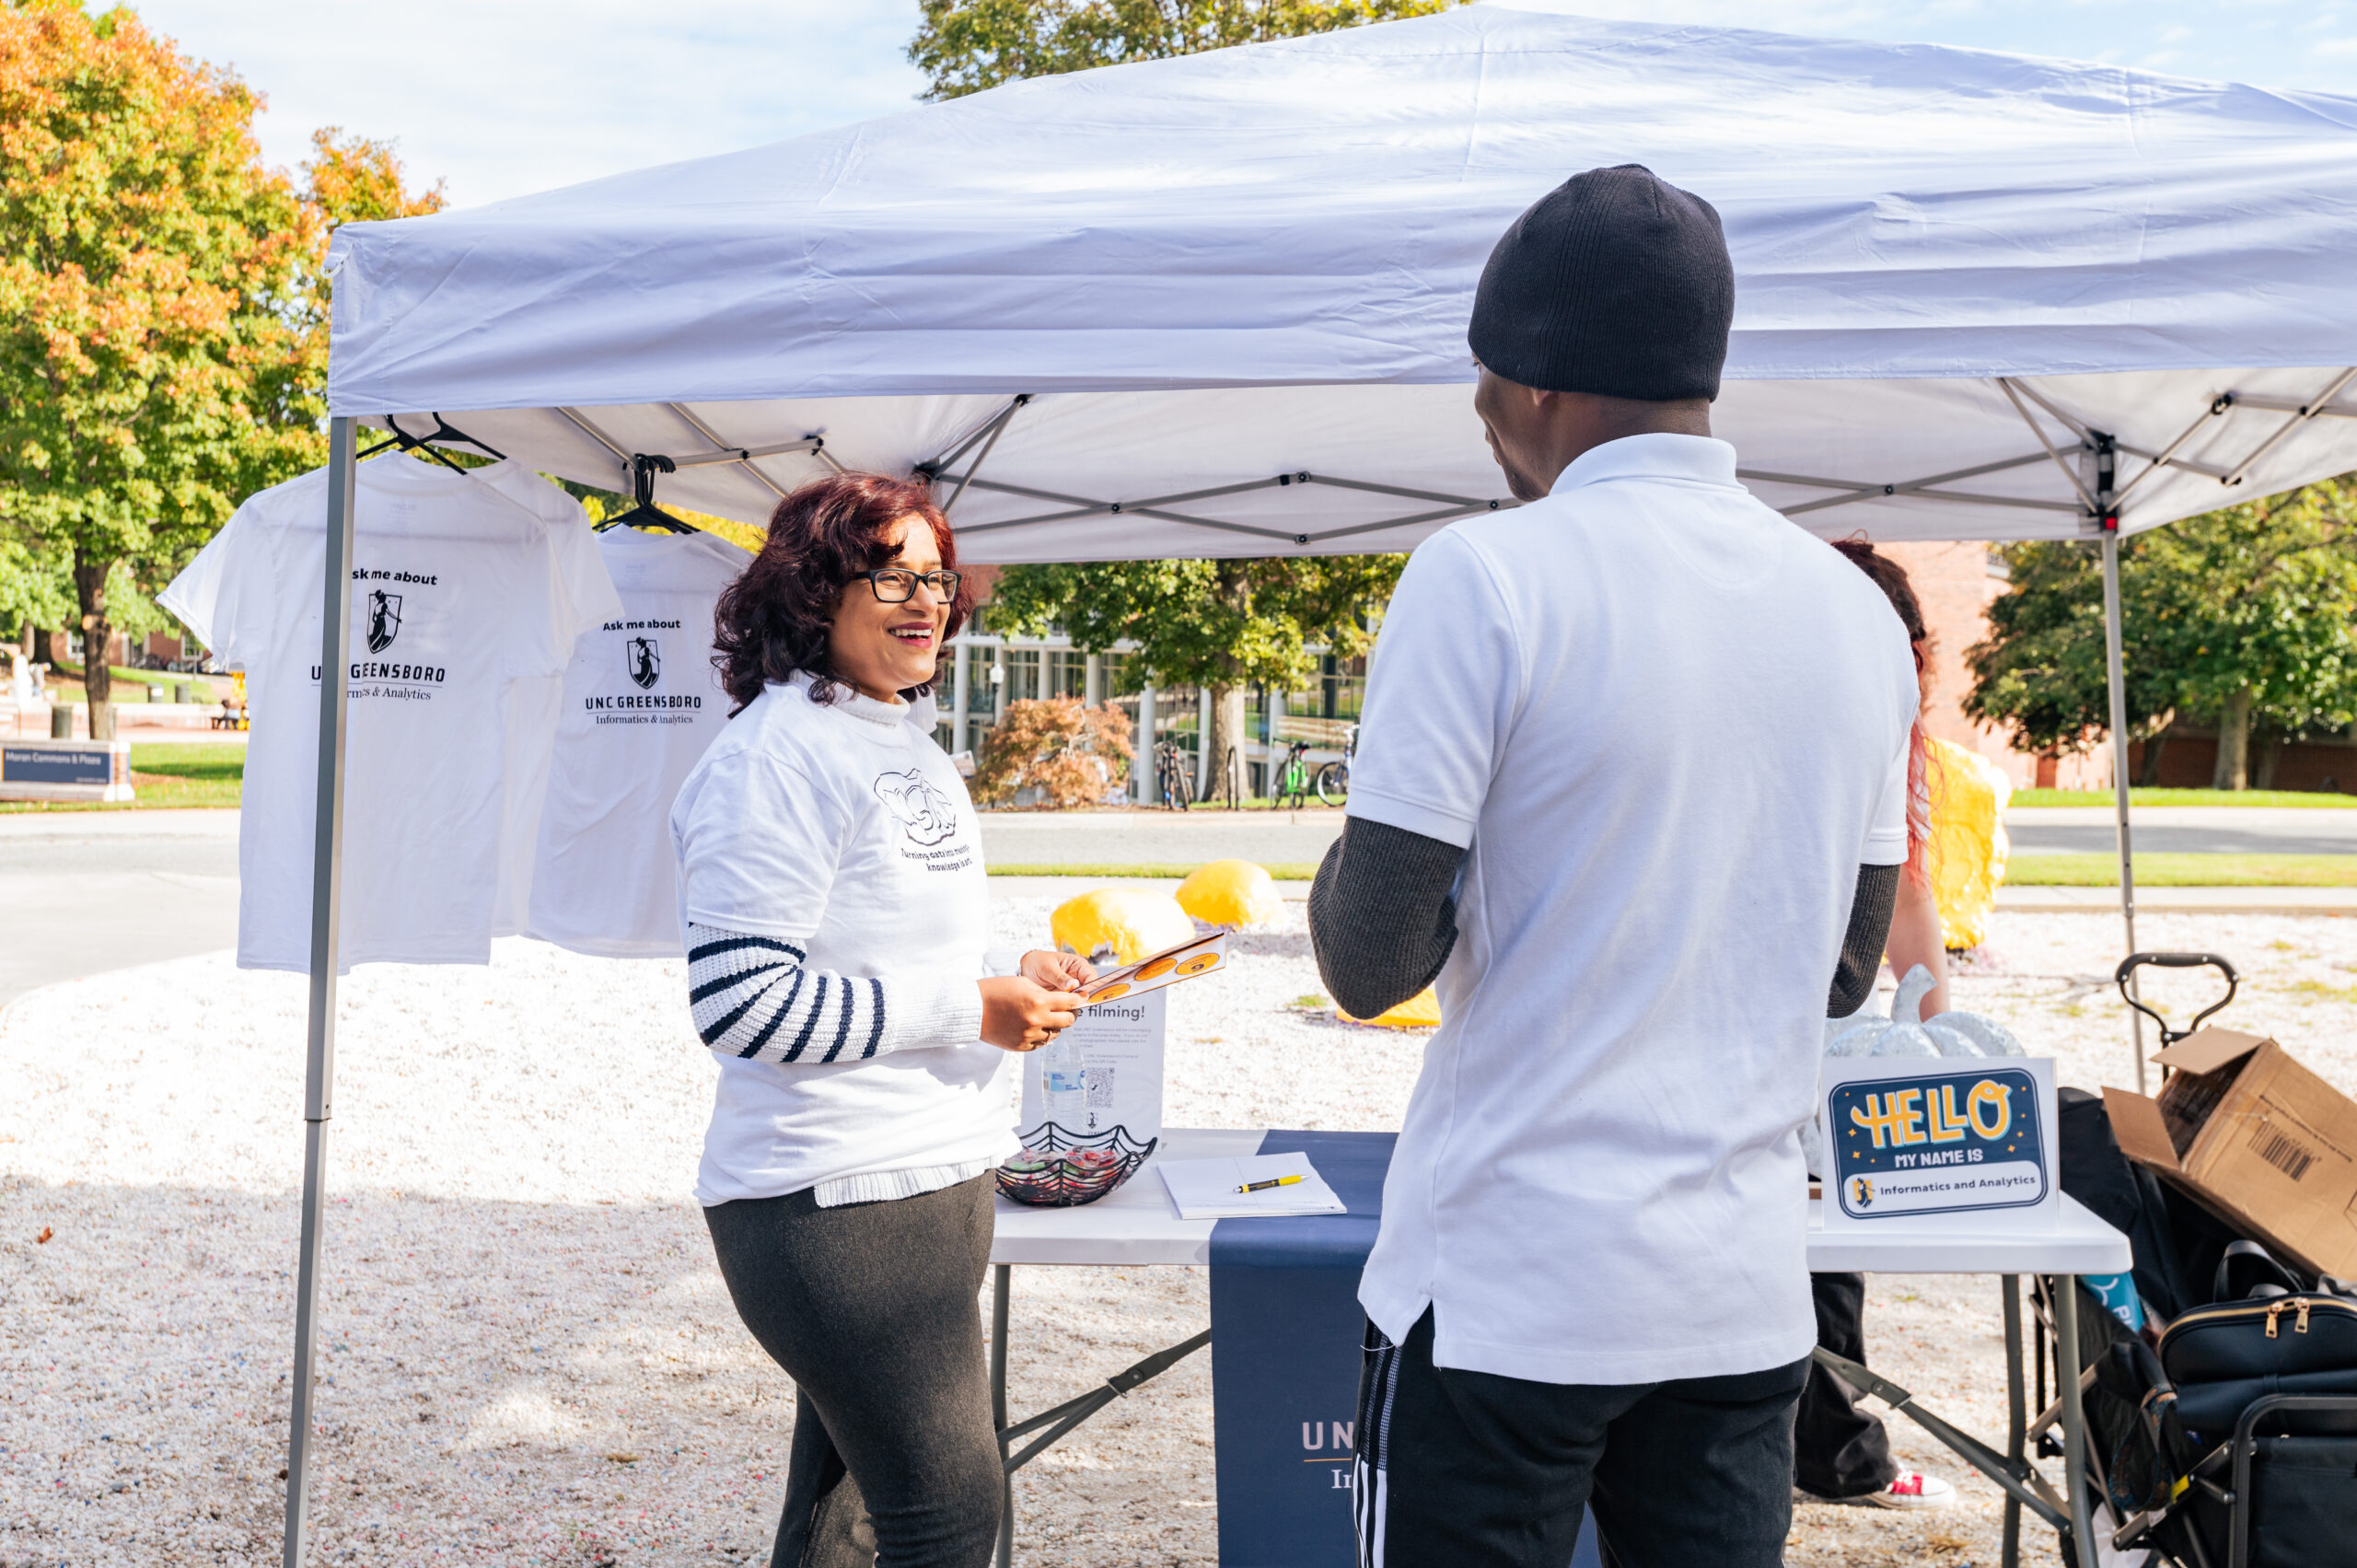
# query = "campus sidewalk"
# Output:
<box><xmin>1993</xmin><ymin>885</ymin><xmax>2357</xmax><ymax>916</ymax></box>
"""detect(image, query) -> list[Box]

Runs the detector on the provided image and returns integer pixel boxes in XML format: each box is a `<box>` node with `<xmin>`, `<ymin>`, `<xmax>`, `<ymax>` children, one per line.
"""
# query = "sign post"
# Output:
<box><xmin>0</xmin><ymin>738</ymin><xmax>134</xmax><ymax>803</ymax></box>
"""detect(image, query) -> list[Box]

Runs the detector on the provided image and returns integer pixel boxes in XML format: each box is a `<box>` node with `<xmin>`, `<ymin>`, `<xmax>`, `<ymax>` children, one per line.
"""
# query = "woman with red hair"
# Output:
<box><xmin>671</xmin><ymin>472</ymin><xmax>1093</xmax><ymax>1567</ymax></box>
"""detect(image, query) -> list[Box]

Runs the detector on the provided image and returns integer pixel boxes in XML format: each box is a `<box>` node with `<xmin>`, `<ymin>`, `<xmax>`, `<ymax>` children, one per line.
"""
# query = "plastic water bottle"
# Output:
<box><xmin>2084</xmin><ymin>1272</ymin><xmax>2145</xmax><ymax>1331</ymax></box>
<box><xmin>1040</xmin><ymin>1035</ymin><xmax>1086</xmax><ymax>1127</ymax></box>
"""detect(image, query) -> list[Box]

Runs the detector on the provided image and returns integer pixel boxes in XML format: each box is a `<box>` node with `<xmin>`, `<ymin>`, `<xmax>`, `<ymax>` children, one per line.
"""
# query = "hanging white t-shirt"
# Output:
<box><xmin>671</xmin><ymin>672</ymin><xmax>1016</xmax><ymax>1205</ymax></box>
<box><xmin>471</xmin><ymin>463</ymin><xmax>596</xmax><ymax>936</ymax></box>
<box><xmin>161</xmin><ymin>455</ymin><xmax>621</xmax><ymax>972</ymax></box>
<box><xmin>1347</xmin><ymin>433</ymin><xmax>1917</xmax><ymax>1387</ymax></box>
<box><xmin>527</xmin><ymin>526</ymin><xmax>748</xmax><ymax>957</ymax></box>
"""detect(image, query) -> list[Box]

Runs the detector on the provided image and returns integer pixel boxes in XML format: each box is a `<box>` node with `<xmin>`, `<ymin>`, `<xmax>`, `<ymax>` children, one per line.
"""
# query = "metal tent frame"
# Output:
<box><xmin>282</xmin><ymin>362</ymin><xmax>2357</xmax><ymax>1564</ymax></box>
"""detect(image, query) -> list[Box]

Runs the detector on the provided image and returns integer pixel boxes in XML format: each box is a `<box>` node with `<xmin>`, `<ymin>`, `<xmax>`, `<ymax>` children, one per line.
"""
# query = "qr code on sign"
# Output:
<box><xmin>1087</xmin><ymin>1065</ymin><xmax>1116</xmax><ymax>1109</ymax></box>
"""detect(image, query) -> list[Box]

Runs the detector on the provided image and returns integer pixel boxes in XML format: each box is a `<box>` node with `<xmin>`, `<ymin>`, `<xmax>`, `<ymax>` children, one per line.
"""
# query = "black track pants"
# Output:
<box><xmin>703</xmin><ymin>1175</ymin><xmax>1001</xmax><ymax>1568</ymax></box>
<box><xmin>1354</xmin><ymin>1309</ymin><xmax>1808</xmax><ymax>1568</ymax></box>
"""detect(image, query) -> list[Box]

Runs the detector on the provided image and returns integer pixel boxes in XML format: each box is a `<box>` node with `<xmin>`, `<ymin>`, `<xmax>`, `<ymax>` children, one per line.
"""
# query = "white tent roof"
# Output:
<box><xmin>325</xmin><ymin>5</ymin><xmax>2357</xmax><ymax>558</ymax></box>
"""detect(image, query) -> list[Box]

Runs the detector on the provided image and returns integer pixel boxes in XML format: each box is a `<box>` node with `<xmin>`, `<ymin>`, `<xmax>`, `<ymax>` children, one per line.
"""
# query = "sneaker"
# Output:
<box><xmin>1835</xmin><ymin>1471</ymin><xmax>1956</xmax><ymax>1510</ymax></box>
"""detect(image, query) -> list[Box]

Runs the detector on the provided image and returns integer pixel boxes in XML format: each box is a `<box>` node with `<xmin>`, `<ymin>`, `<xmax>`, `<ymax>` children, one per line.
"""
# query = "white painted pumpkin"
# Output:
<box><xmin>1811</xmin><ymin>968</ymin><xmax>2026</xmax><ymax>1176</ymax></box>
<box><xmin>1826</xmin><ymin>966</ymin><xmax>2027</xmax><ymax>1059</ymax></box>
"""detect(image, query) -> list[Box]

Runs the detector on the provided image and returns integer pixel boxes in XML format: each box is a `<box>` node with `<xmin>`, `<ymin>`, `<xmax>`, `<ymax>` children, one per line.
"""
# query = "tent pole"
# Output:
<box><xmin>2095</xmin><ymin>440</ymin><xmax>2147</xmax><ymax>1095</ymax></box>
<box><xmin>284</xmin><ymin>416</ymin><xmax>359</xmax><ymax>1568</ymax></box>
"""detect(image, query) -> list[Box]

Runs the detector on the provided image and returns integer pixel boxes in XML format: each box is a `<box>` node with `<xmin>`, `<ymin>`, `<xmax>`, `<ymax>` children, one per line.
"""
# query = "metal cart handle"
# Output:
<box><xmin>2113</xmin><ymin>952</ymin><xmax>2238</xmax><ymax>1046</ymax></box>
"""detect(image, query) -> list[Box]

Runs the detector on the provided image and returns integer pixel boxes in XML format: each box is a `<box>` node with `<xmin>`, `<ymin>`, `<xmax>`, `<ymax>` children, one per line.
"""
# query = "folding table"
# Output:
<box><xmin>985</xmin><ymin>1127</ymin><xmax>2131</xmax><ymax>1568</ymax></box>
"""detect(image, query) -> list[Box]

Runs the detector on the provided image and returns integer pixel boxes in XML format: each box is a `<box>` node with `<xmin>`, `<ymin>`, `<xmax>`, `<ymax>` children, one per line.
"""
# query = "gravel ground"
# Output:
<box><xmin>5</xmin><ymin>901</ymin><xmax>2351</xmax><ymax>1566</ymax></box>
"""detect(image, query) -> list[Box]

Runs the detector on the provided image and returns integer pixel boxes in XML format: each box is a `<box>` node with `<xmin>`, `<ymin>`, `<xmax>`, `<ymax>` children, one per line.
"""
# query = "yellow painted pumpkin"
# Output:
<box><xmin>1341</xmin><ymin>986</ymin><xmax>1441</xmax><ymax>1029</ymax></box>
<box><xmin>1051</xmin><ymin>888</ymin><xmax>1197</xmax><ymax>965</ymax></box>
<box><xmin>1175</xmin><ymin>859</ymin><xmax>1283</xmax><ymax>928</ymax></box>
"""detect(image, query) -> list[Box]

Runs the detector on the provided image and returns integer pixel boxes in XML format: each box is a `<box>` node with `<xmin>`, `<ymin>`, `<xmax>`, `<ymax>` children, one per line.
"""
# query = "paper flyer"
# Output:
<box><xmin>1079</xmin><ymin>930</ymin><xmax>1227</xmax><ymax>1006</ymax></box>
<box><xmin>1819</xmin><ymin>1056</ymin><xmax>2059</xmax><ymax>1231</ymax></box>
<box><xmin>1020</xmin><ymin>986</ymin><xmax>1166</xmax><ymax>1144</ymax></box>
<box><xmin>1156</xmin><ymin>1151</ymin><xmax>1346</xmax><ymax>1220</ymax></box>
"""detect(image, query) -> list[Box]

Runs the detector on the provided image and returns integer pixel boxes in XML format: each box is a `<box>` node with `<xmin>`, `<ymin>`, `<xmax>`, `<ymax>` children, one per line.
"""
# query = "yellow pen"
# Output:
<box><xmin>1236</xmin><ymin>1174</ymin><xmax>1306</xmax><ymax>1194</ymax></box>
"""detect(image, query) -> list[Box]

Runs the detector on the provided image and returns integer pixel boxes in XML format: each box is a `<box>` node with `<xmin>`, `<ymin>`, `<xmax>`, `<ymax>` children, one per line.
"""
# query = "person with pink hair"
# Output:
<box><xmin>1794</xmin><ymin>540</ymin><xmax>1959</xmax><ymax>1512</ymax></box>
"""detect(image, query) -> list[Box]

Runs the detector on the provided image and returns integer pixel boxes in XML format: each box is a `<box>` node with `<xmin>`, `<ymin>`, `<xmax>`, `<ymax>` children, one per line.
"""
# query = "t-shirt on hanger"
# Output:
<box><xmin>526</xmin><ymin>525</ymin><xmax>749</xmax><ymax>957</ymax></box>
<box><xmin>162</xmin><ymin>454</ymin><xmax>621</xmax><ymax>972</ymax></box>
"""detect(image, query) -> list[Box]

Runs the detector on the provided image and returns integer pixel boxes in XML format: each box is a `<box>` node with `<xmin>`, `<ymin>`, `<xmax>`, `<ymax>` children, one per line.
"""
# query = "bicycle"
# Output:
<box><xmin>1271</xmin><ymin>738</ymin><xmax>1314</xmax><ymax>809</ymax></box>
<box><xmin>1153</xmin><ymin>738</ymin><xmax>1194</xmax><ymax>811</ymax></box>
<box><xmin>1315</xmin><ymin>723</ymin><xmax>1356</xmax><ymax>807</ymax></box>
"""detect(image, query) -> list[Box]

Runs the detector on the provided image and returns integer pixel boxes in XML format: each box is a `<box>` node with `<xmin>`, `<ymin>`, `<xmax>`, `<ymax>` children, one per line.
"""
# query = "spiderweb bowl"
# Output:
<box><xmin>995</xmin><ymin>1122</ymin><xmax>1159</xmax><ymax>1208</ymax></box>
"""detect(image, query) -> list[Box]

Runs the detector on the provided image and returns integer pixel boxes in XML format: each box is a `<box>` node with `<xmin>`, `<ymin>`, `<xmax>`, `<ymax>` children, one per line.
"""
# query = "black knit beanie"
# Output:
<box><xmin>1468</xmin><ymin>165</ymin><xmax>1734</xmax><ymax>402</ymax></box>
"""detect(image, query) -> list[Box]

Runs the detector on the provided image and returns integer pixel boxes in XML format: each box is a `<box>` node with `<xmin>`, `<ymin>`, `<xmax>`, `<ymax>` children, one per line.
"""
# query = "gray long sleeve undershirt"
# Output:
<box><xmin>1308</xmin><ymin>819</ymin><xmax>1466</xmax><ymax>1021</ymax></box>
<box><xmin>1307</xmin><ymin>818</ymin><xmax>1900</xmax><ymax>1022</ymax></box>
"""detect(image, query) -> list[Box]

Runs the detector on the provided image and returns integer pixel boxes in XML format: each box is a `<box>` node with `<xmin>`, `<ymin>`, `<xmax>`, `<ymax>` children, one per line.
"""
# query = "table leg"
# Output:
<box><xmin>2003</xmin><ymin>1274</ymin><xmax>2023</xmax><ymax>1568</ymax></box>
<box><xmin>2052</xmin><ymin>1276</ymin><xmax>2100</xmax><ymax>1568</ymax></box>
<box><xmin>993</xmin><ymin>1263</ymin><xmax>1013</xmax><ymax>1568</ymax></box>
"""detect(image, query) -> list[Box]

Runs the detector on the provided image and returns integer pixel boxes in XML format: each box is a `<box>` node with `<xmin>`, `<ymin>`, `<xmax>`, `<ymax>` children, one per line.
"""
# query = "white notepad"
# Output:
<box><xmin>1156</xmin><ymin>1151</ymin><xmax>1348</xmax><ymax>1220</ymax></box>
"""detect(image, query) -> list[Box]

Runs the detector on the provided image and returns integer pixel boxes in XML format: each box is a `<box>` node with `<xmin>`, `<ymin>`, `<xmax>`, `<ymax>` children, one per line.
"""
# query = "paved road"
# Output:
<box><xmin>979</xmin><ymin>805</ymin><xmax>2357</xmax><ymax>865</ymax></box>
<box><xmin>977</xmin><ymin>808</ymin><xmax>1346</xmax><ymax>868</ymax></box>
<box><xmin>6</xmin><ymin>803</ymin><xmax>2351</xmax><ymax>1009</ymax></box>
<box><xmin>0</xmin><ymin>810</ymin><xmax>239</xmax><ymax>1007</ymax></box>
<box><xmin>2005</xmin><ymin>807</ymin><xmax>2357</xmax><ymax>856</ymax></box>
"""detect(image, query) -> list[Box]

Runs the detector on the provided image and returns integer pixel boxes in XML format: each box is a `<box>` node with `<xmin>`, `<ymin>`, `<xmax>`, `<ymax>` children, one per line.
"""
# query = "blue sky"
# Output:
<box><xmin>129</xmin><ymin>0</ymin><xmax>2353</xmax><ymax>210</ymax></box>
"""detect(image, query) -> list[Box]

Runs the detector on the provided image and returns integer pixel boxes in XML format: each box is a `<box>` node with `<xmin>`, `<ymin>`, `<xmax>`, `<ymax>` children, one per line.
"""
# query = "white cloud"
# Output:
<box><xmin>1490</xmin><ymin>0</ymin><xmax>2356</xmax><ymax>91</ymax></box>
<box><xmin>127</xmin><ymin>0</ymin><xmax>931</xmax><ymax>209</ymax></box>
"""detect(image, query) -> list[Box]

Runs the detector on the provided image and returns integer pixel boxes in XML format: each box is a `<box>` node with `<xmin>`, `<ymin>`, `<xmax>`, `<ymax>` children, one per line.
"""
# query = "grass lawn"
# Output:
<box><xmin>2012</xmin><ymin>787</ymin><xmax>2357</xmax><ymax>808</ymax></box>
<box><xmin>41</xmin><ymin>663</ymin><xmax>217</xmax><ymax>707</ymax></box>
<box><xmin>989</xmin><ymin>862</ymin><xmax>1322</xmax><ymax>880</ymax></box>
<box><xmin>0</xmin><ymin>741</ymin><xmax>242</xmax><ymax>813</ymax></box>
<box><xmin>2007</xmin><ymin>852</ymin><xmax>2357</xmax><ymax>887</ymax></box>
<box><xmin>1002</xmin><ymin>854</ymin><xmax>2357</xmax><ymax>887</ymax></box>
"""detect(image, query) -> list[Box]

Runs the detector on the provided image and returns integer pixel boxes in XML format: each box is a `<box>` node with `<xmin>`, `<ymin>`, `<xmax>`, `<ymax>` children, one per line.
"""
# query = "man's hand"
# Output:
<box><xmin>979</xmin><ymin>974</ymin><xmax>1086</xmax><ymax>1051</ymax></box>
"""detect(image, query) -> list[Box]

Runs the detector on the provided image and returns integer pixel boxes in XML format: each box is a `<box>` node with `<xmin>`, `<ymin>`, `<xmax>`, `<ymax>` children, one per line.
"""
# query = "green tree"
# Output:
<box><xmin>910</xmin><ymin>0</ymin><xmax>1462</xmax><ymax>99</ymax></box>
<box><xmin>910</xmin><ymin>0</ymin><xmax>1445</xmax><ymax>778</ymax></box>
<box><xmin>1966</xmin><ymin>479</ymin><xmax>2357</xmax><ymax>788</ymax></box>
<box><xmin>985</xmin><ymin>554</ymin><xmax>1399</xmax><ymax>783</ymax></box>
<box><xmin>0</xmin><ymin>4</ymin><xmax>439</xmax><ymax>737</ymax></box>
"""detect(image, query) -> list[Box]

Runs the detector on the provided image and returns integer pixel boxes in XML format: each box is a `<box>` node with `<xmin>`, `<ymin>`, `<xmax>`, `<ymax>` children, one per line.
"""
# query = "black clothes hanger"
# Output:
<box><xmin>357</xmin><ymin>413</ymin><xmax>508</xmax><ymax>471</ymax></box>
<box><xmin>594</xmin><ymin>453</ymin><xmax>695</xmax><ymax>533</ymax></box>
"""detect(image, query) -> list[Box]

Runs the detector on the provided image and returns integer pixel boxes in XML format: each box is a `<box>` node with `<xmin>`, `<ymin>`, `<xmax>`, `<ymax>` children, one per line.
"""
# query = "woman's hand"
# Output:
<box><xmin>1019</xmin><ymin>948</ymin><xmax>1097</xmax><ymax>992</ymax></box>
<box><xmin>978</xmin><ymin>975</ymin><xmax>1086</xmax><ymax>1051</ymax></box>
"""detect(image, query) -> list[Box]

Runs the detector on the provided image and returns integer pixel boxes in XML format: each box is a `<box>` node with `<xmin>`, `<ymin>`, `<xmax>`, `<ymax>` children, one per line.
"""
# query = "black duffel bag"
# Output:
<box><xmin>2161</xmin><ymin>1260</ymin><xmax>2357</xmax><ymax>1438</ymax></box>
<box><xmin>2159</xmin><ymin>1244</ymin><xmax>2357</xmax><ymax>1567</ymax></box>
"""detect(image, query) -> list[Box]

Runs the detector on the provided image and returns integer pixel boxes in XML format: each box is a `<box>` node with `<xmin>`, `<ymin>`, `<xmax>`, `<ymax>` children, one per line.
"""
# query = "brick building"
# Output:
<box><xmin>1879</xmin><ymin>540</ymin><xmax>2110</xmax><ymax>792</ymax></box>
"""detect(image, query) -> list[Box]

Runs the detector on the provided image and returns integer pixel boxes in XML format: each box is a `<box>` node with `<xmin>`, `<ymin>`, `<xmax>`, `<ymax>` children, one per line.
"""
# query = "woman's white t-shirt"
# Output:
<box><xmin>670</xmin><ymin>672</ymin><xmax>1016</xmax><ymax>1205</ymax></box>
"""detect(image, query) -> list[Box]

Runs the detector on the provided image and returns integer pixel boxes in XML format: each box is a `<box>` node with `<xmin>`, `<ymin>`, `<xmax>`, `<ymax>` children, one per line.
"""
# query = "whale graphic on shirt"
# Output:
<box><xmin>873</xmin><ymin>769</ymin><xmax>959</xmax><ymax>847</ymax></box>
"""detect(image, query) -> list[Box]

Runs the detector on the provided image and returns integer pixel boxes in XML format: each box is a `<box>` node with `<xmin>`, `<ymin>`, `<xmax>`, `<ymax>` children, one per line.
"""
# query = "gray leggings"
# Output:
<box><xmin>703</xmin><ymin>1175</ymin><xmax>1001</xmax><ymax>1568</ymax></box>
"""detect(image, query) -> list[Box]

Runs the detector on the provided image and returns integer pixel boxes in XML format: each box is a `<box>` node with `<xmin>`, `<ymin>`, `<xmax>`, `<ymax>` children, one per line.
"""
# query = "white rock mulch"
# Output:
<box><xmin>5</xmin><ymin>901</ymin><xmax>2354</xmax><ymax>1566</ymax></box>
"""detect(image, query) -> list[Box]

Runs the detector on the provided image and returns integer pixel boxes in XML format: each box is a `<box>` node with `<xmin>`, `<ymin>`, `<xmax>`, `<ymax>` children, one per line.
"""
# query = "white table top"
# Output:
<box><xmin>993</xmin><ymin>1127</ymin><xmax>1262</xmax><ymax>1266</ymax></box>
<box><xmin>991</xmin><ymin>1128</ymin><xmax>2132</xmax><ymax>1276</ymax></box>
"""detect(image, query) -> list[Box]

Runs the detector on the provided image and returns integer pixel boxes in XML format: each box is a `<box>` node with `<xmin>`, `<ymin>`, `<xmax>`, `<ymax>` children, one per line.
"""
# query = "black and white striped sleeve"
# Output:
<box><xmin>685</xmin><ymin>923</ymin><xmax>986</xmax><ymax>1064</ymax></box>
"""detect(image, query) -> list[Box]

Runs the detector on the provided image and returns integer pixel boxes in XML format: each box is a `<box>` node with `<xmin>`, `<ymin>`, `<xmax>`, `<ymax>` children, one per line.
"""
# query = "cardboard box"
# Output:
<box><xmin>2104</xmin><ymin>1028</ymin><xmax>2357</xmax><ymax>1279</ymax></box>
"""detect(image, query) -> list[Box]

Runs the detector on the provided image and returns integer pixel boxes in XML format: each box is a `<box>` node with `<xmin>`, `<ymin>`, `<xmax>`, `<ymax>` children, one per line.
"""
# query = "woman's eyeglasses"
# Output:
<box><xmin>860</xmin><ymin>567</ymin><xmax>962</xmax><ymax>604</ymax></box>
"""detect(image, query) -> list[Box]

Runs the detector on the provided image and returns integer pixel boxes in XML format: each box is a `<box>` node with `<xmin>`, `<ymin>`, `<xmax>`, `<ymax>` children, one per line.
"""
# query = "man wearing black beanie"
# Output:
<box><xmin>1309</xmin><ymin>166</ymin><xmax>1921</xmax><ymax>1566</ymax></box>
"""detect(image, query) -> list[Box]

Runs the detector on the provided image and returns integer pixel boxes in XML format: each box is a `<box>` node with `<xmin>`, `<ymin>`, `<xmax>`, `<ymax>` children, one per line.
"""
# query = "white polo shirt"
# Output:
<box><xmin>1351</xmin><ymin>433</ymin><xmax>1915</xmax><ymax>1386</ymax></box>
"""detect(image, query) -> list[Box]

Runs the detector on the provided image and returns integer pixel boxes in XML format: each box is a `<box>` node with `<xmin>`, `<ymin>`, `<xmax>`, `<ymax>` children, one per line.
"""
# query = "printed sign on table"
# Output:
<box><xmin>1820</xmin><ymin>1056</ymin><xmax>2058</xmax><ymax>1230</ymax></box>
<box><xmin>1019</xmin><ymin>987</ymin><xmax>1165</xmax><ymax>1145</ymax></box>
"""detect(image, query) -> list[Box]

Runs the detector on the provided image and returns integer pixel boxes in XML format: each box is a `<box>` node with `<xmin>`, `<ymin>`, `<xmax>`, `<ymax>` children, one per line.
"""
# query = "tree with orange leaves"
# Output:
<box><xmin>0</xmin><ymin>1</ymin><xmax>438</xmax><ymax>736</ymax></box>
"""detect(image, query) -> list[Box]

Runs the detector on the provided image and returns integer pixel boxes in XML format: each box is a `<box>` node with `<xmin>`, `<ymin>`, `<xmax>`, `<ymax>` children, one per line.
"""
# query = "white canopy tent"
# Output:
<box><xmin>279</xmin><ymin>8</ymin><xmax>2357</xmax><ymax>1564</ymax></box>
<box><xmin>326</xmin><ymin>6</ymin><xmax>2357</xmax><ymax>552</ymax></box>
